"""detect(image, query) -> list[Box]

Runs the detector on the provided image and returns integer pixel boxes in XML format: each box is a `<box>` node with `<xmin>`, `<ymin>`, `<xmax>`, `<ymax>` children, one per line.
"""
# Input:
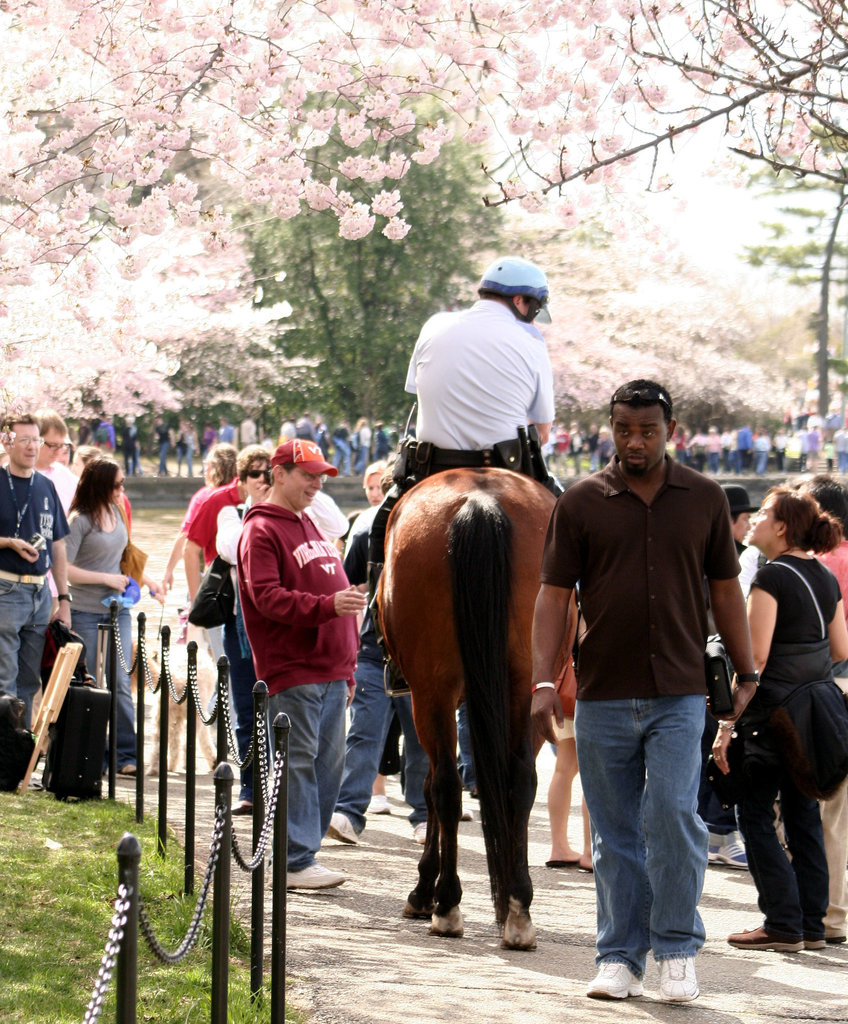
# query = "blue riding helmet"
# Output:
<box><xmin>478</xmin><ymin>257</ymin><xmax>551</xmax><ymax>322</ymax></box>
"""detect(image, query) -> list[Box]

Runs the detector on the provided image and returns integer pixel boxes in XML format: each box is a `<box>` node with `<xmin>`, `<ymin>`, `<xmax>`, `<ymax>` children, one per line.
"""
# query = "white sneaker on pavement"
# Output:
<box><xmin>286</xmin><ymin>862</ymin><xmax>346</xmax><ymax>890</ymax></box>
<box><xmin>658</xmin><ymin>957</ymin><xmax>699</xmax><ymax>1002</ymax></box>
<box><xmin>586</xmin><ymin>962</ymin><xmax>644</xmax><ymax>1000</ymax></box>
<box><xmin>712</xmin><ymin>831</ymin><xmax>748</xmax><ymax>869</ymax></box>
<box><xmin>327</xmin><ymin>812</ymin><xmax>359</xmax><ymax>845</ymax></box>
<box><xmin>412</xmin><ymin>821</ymin><xmax>428</xmax><ymax>844</ymax></box>
<box><xmin>367</xmin><ymin>794</ymin><xmax>392</xmax><ymax>814</ymax></box>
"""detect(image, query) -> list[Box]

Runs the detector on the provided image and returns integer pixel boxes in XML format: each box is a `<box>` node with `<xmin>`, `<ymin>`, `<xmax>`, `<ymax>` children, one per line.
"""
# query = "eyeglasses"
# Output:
<box><xmin>8</xmin><ymin>435</ymin><xmax>44</xmax><ymax>448</ymax></box>
<box><xmin>245</xmin><ymin>468</ymin><xmax>271</xmax><ymax>480</ymax></box>
<box><xmin>43</xmin><ymin>441</ymin><xmax>71</xmax><ymax>452</ymax></box>
<box><xmin>610</xmin><ymin>385</ymin><xmax>672</xmax><ymax>418</ymax></box>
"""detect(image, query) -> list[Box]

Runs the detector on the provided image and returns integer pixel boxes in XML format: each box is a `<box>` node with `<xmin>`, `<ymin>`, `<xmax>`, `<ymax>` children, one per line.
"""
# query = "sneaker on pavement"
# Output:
<box><xmin>713</xmin><ymin>831</ymin><xmax>748</xmax><ymax>869</ymax></box>
<box><xmin>286</xmin><ymin>862</ymin><xmax>346</xmax><ymax>890</ymax></box>
<box><xmin>658</xmin><ymin>957</ymin><xmax>699</xmax><ymax>1002</ymax></box>
<box><xmin>707</xmin><ymin>831</ymin><xmax>722</xmax><ymax>863</ymax></box>
<box><xmin>460</xmin><ymin>806</ymin><xmax>474</xmax><ymax>822</ymax></box>
<box><xmin>367</xmin><ymin>794</ymin><xmax>392</xmax><ymax>814</ymax></box>
<box><xmin>326</xmin><ymin>812</ymin><xmax>359</xmax><ymax>845</ymax></box>
<box><xmin>412</xmin><ymin>821</ymin><xmax>428</xmax><ymax>845</ymax></box>
<box><xmin>586</xmin><ymin>962</ymin><xmax>643</xmax><ymax>1000</ymax></box>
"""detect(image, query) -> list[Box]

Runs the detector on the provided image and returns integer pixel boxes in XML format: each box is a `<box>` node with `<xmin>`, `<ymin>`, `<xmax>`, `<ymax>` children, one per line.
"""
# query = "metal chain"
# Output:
<box><xmin>165</xmin><ymin>640</ymin><xmax>190</xmax><ymax>705</ymax></box>
<box><xmin>255</xmin><ymin>712</ymin><xmax>272</xmax><ymax>807</ymax></box>
<box><xmin>110</xmin><ymin>606</ymin><xmax>140</xmax><ymax>676</ymax></box>
<box><xmin>231</xmin><ymin>748</ymin><xmax>285</xmax><ymax>872</ymax></box>
<box><xmin>82</xmin><ymin>884</ymin><xmax>131</xmax><ymax>1024</ymax></box>
<box><xmin>138</xmin><ymin>811</ymin><xmax>224</xmax><ymax>964</ymax></box>
<box><xmin>189</xmin><ymin>650</ymin><xmax>218</xmax><ymax>726</ymax></box>
<box><xmin>219</xmin><ymin>682</ymin><xmax>251</xmax><ymax>769</ymax></box>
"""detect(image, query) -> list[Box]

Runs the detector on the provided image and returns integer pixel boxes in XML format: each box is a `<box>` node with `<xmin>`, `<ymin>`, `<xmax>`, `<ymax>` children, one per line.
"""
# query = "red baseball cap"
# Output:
<box><xmin>270</xmin><ymin>439</ymin><xmax>337</xmax><ymax>476</ymax></box>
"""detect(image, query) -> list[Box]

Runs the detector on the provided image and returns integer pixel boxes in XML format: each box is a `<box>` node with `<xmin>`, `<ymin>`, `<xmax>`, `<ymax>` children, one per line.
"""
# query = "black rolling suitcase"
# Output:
<box><xmin>43</xmin><ymin>682</ymin><xmax>111</xmax><ymax>800</ymax></box>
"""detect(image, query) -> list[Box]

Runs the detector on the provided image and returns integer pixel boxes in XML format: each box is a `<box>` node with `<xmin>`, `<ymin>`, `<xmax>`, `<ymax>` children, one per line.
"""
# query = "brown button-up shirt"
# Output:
<box><xmin>540</xmin><ymin>457</ymin><xmax>739</xmax><ymax>700</ymax></box>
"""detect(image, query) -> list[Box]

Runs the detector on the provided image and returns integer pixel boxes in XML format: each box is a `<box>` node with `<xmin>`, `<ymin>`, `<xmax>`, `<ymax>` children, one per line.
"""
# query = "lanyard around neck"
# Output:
<box><xmin>4</xmin><ymin>466</ymin><xmax>34</xmax><ymax>537</ymax></box>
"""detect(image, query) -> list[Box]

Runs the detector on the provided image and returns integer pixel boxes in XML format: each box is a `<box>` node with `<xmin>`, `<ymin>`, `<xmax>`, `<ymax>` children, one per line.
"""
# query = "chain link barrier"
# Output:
<box><xmin>82</xmin><ymin>884</ymin><xmax>131</xmax><ymax>1024</ymax></box>
<box><xmin>138</xmin><ymin>810</ymin><xmax>226</xmax><ymax>964</ymax></box>
<box><xmin>231</xmin><ymin>748</ymin><xmax>284</xmax><ymax>872</ymax></box>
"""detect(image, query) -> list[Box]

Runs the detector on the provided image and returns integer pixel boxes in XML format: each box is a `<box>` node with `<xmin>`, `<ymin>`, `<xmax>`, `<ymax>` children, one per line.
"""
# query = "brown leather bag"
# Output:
<box><xmin>116</xmin><ymin>502</ymin><xmax>148</xmax><ymax>582</ymax></box>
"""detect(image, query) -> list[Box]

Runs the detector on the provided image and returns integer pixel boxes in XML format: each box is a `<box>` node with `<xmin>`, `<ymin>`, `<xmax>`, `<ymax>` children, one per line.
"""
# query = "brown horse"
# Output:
<box><xmin>377</xmin><ymin>467</ymin><xmax>557</xmax><ymax>949</ymax></box>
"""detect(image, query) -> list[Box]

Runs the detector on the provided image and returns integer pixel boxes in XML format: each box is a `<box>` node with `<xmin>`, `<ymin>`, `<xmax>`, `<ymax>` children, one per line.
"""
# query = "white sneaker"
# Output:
<box><xmin>326</xmin><ymin>812</ymin><xmax>359</xmax><ymax>845</ymax></box>
<box><xmin>713</xmin><ymin>831</ymin><xmax>748</xmax><ymax>870</ymax></box>
<box><xmin>586</xmin><ymin>962</ymin><xmax>643</xmax><ymax>1000</ymax></box>
<box><xmin>286</xmin><ymin>862</ymin><xmax>346</xmax><ymax>890</ymax></box>
<box><xmin>412</xmin><ymin>821</ymin><xmax>428</xmax><ymax>845</ymax></box>
<box><xmin>658</xmin><ymin>957</ymin><xmax>699</xmax><ymax>1002</ymax></box>
<box><xmin>367</xmin><ymin>794</ymin><xmax>392</xmax><ymax>814</ymax></box>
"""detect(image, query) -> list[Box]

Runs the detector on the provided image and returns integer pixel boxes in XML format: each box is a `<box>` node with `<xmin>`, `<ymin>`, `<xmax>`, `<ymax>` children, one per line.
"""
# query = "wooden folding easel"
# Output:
<box><xmin>19</xmin><ymin>642</ymin><xmax>83</xmax><ymax>793</ymax></box>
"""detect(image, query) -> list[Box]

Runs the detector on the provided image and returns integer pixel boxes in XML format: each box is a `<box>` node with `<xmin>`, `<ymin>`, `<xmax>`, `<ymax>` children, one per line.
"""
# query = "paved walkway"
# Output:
<box><xmin>117</xmin><ymin>741</ymin><xmax>847</xmax><ymax>1024</ymax></box>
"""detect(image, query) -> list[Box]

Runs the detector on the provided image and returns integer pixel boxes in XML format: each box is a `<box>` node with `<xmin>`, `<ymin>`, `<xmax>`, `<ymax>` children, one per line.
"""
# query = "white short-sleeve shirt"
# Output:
<box><xmin>405</xmin><ymin>300</ymin><xmax>555</xmax><ymax>450</ymax></box>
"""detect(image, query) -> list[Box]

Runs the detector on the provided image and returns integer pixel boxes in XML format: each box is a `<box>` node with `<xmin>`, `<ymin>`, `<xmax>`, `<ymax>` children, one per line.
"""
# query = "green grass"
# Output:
<box><xmin>0</xmin><ymin>791</ymin><xmax>303</xmax><ymax>1023</ymax></box>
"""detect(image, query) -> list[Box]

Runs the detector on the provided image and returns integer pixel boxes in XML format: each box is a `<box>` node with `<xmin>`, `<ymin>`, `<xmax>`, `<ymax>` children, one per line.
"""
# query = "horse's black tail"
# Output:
<box><xmin>448</xmin><ymin>489</ymin><xmax>513</xmax><ymax>925</ymax></box>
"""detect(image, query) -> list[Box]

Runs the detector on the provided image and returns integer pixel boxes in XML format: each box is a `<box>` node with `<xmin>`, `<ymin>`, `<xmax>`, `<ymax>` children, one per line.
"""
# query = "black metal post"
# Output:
<box><xmin>135</xmin><ymin>612</ymin><xmax>146</xmax><ymax>824</ymax></box>
<box><xmin>215</xmin><ymin>656</ymin><xmax>229</xmax><ymax>766</ymax></box>
<box><xmin>270</xmin><ymin>712</ymin><xmax>290</xmax><ymax>1024</ymax></box>
<box><xmin>157</xmin><ymin>626</ymin><xmax>171</xmax><ymax>858</ymax></box>
<box><xmin>115</xmin><ymin>833</ymin><xmax>140</xmax><ymax>1024</ymax></box>
<box><xmin>185</xmin><ymin>639</ymin><xmax>198</xmax><ymax>896</ymax></box>
<box><xmin>211</xmin><ymin>762</ymin><xmax>233</xmax><ymax>1024</ymax></box>
<box><xmin>250</xmin><ymin>681</ymin><xmax>268</xmax><ymax>1001</ymax></box>
<box><xmin>108</xmin><ymin>603</ymin><xmax>119</xmax><ymax>800</ymax></box>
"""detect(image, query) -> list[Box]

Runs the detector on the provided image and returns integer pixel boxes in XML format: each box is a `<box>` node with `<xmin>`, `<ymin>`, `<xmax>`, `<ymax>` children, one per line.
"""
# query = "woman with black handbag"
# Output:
<box><xmin>713</xmin><ymin>487</ymin><xmax>848</xmax><ymax>952</ymax></box>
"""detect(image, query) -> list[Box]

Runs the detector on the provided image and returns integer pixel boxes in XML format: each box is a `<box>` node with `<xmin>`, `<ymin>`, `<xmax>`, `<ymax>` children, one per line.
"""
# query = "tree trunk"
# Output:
<box><xmin>818</xmin><ymin>189</ymin><xmax>846</xmax><ymax>416</ymax></box>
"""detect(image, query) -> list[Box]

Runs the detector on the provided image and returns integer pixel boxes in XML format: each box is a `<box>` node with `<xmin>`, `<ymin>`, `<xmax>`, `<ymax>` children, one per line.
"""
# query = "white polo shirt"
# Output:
<box><xmin>405</xmin><ymin>300</ymin><xmax>554</xmax><ymax>450</ymax></box>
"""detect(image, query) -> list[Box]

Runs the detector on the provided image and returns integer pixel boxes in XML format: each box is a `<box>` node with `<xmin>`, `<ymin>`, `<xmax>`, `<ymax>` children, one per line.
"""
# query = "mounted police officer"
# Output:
<box><xmin>368</xmin><ymin>256</ymin><xmax>559</xmax><ymax>685</ymax></box>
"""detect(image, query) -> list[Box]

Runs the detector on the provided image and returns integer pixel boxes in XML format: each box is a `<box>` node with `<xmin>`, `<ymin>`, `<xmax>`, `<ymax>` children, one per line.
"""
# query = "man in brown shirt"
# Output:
<box><xmin>531</xmin><ymin>380</ymin><xmax>757</xmax><ymax>1004</ymax></box>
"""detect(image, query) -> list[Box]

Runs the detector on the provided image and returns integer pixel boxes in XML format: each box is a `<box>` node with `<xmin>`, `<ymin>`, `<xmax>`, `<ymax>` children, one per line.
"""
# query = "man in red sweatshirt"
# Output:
<box><xmin>238</xmin><ymin>439</ymin><xmax>366</xmax><ymax>889</ymax></box>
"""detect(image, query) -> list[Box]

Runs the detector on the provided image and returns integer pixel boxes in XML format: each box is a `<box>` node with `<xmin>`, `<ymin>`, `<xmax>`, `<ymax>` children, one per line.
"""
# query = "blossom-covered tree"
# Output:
<box><xmin>2</xmin><ymin>0</ymin><xmax>844</xmax><ymax>316</ymax></box>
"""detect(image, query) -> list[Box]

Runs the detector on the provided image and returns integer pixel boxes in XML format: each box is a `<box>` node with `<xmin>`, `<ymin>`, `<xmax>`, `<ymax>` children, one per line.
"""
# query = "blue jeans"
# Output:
<box><xmin>738</xmin><ymin>758</ymin><xmax>828</xmax><ymax>939</ymax></box>
<box><xmin>72</xmin><ymin>607</ymin><xmax>136</xmax><ymax>769</ymax></box>
<box><xmin>332</xmin><ymin>440</ymin><xmax>351</xmax><ymax>476</ymax></box>
<box><xmin>157</xmin><ymin>441</ymin><xmax>170</xmax><ymax>474</ymax></box>
<box><xmin>267</xmin><ymin>680</ymin><xmax>347</xmax><ymax>871</ymax></box>
<box><xmin>457</xmin><ymin>702</ymin><xmax>476</xmax><ymax>792</ymax></box>
<box><xmin>839</xmin><ymin>451</ymin><xmax>848</xmax><ymax>474</ymax></box>
<box><xmin>707</xmin><ymin>451</ymin><xmax>720</xmax><ymax>474</ymax></box>
<box><xmin>223</xmin><ymin>616</ymin><xmax>256</xmax><ymax>805</ymax></box>
<box><xmin>575</xmin><ymin>696</ymin><xmax>707</xmax><ymax>977</ymax></box>
<box><xmin>0</xmin><ymin>579</ymin><xmax>51</xmax><ymax>728</ymax></box>
<box><xmin>755</xmin><ymin>449</ymin><xmax>769</xmax><ymax>474</ymax></box>
<box><xmin>334</xmin><ymin>658</ymin><xmax>427</xmax><ymax>831</ymax></box>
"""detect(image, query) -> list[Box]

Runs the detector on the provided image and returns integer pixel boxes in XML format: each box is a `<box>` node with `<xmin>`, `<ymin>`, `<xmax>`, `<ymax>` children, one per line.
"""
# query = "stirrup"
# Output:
<box><xmin>383</xmin><ymin>658</ymin><xmax>410</xmax><ymax>697</ymax></box>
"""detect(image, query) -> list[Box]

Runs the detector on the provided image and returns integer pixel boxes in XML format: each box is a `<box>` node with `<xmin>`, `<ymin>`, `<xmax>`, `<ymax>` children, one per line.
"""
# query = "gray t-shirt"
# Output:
<box><xmin>65</xmin><ymin>506</ymin><xmax>128</xmax><ymax>614</ymax></box>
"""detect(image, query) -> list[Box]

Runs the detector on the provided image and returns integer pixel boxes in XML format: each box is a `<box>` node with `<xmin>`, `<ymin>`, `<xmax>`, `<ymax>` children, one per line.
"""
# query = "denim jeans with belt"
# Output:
<box><xmin>575</xmin><ymin>695</ymin><xmax>708</xmax><ymax>978</ymax></box>
<box><xmin>72</xmin><ymin>607</ymin><xmax>136</xmax><ymax>769</ymax></box>
<box><xmin>267</xmin><ymin>680</ymin><xmax>347</xmax><ymax>872</ymax></box>
<box><xmin>0</xmin><ymin>579</ymin><xmax>51</xmax><ymax>728</ymax></box>
<box><xmin>334</xmin><ymin>657</ymin><xmax>428</xmax><ymax>832</ymax></box>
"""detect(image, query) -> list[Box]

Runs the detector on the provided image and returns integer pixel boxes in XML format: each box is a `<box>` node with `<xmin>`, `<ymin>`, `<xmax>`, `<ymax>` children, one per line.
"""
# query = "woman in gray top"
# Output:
<box><xmin>65</xmin><ymin>457</ymin><xmax>162</xmax><ymax>774</ymax></box>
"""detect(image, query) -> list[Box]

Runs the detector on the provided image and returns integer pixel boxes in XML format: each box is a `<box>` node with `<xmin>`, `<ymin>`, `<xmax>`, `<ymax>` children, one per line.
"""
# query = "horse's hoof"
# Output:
<box><xmin>501</xmin><ymin>897</ymin><xmax>537</xmax><ymax>950</ymax></box>
<box><xmin>429</xmin><ymin>906</ymin><xmax>464</xmax><ymax>938</ymax></box>
<box><xmin>403</xmin><ymin>899</ymin><xmax>434</xmax><ymax>919</ymax></box>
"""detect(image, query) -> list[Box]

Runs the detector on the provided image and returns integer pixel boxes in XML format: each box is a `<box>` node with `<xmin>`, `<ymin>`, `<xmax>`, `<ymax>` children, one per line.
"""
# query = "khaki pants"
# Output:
<box><xmin>821</xmin><ymin>677</ymin><xmax>848</xmax><ymax>940</ymax></box>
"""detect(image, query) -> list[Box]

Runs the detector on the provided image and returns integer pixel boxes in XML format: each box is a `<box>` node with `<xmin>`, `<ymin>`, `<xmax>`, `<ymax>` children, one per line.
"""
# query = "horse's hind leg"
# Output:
<box><xmin>404</xmin><ymin>767</ymin><xmax>437</xmax><ymax>919</ymax></box>
<box><xmin>502</xmin><ymin>729</ymin><xmax>537</xmax><ymax>950</ymax></box>
<box><xmin>426</xmin><ymin>741</ymin><xmax>464</xmax><ymax>938</ymax></box>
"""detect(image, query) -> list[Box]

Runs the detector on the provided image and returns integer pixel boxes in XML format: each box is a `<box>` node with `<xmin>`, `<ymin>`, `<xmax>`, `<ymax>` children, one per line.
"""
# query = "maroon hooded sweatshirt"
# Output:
<box><xmin>237</xmin><ymin>501</ymin><xmax>358</xmax><ymax>695</ymax></box>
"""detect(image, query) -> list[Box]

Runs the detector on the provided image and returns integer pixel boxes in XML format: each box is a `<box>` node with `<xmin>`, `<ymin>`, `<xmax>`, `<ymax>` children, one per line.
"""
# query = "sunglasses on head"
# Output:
<box><xmin>611</xmin><ymin>385</ymin><xmax>672</xmax><ymax>417</ymax></box>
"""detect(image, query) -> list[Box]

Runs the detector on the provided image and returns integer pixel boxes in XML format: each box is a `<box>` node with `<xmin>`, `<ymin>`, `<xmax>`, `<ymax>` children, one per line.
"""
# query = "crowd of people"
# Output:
<box><xmin>549</xmin><ymin>418</ymin><xmax>848</xmax><ymax>478</ymax></box>
<box><xmin>2</xmin><ymin>254</ymin><xmax>847</xmax><ymax>1005</ymax></box>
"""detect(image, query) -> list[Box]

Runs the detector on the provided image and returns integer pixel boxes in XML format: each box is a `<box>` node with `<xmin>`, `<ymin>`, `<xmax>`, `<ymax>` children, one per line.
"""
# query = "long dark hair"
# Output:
<box><xmin>70</xmin><ymin>456</ymin><xmax>121</xmax><ymax>520</ymax></box>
